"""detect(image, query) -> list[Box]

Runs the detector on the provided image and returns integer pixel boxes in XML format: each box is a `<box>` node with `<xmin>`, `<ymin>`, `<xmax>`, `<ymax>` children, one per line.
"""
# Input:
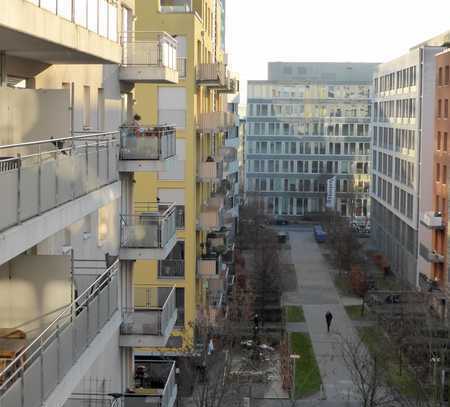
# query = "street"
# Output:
<box><xmin>283</xmin><ymin>229</ymin><xmax>361</xmax><ymax>404</ymax></box>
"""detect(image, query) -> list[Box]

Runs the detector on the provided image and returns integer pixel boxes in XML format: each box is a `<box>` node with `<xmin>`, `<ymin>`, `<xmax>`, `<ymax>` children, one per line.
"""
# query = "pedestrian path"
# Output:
<box><xmin>286</xmin><ymin>231</ymin><xmax>361</xmax><ymax>402</ymax></box>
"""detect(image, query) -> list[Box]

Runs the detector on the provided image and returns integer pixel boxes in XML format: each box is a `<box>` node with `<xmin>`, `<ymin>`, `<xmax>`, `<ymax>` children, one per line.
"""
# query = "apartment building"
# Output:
<box><xmin>420</xmin><ymin>50</ymin><xmax>450</xmax><ymax>307</ymax></box>
<box><xmin>132</xmin><ymin>0</ymin><xmax>239</xmax><ymax>358</ymax></box>
<box><xmin>371</xmin><ymin>45</ymin><xmax>444</xmax><ymax>288</ymax></box>
<box><xmin>246</xmin><ymin>62</ymin><xmax>377</xmax><ymax>218</ymax></box>
<box><xmin>0</xmin><ymin>1</ymin><xmax>178</xmax><ymax>406</ymax></box>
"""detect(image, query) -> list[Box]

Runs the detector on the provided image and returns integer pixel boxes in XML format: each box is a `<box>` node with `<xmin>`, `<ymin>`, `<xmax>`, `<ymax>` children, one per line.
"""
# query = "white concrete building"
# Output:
<box><xmin>371</xmin><ymin>45</ymin><xmax>444</xmax><ymax>287</ymax></box>
<box><xmin>0</xmin><ymin>1</ymin><xmax>179</xmax><ymax>406</ymax></box>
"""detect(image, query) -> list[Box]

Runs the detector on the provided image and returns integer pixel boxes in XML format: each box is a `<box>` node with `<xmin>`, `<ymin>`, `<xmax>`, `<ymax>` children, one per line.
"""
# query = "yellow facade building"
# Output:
<box><xmin>132</xmin><ymin>0</ymin><xmax>239</xmax><ymax>353</ymax></box>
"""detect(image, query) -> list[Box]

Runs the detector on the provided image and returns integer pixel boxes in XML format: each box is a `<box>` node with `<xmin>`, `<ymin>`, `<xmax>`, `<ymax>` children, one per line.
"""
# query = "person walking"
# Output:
<box><xmin>325</xmin><ymin>311</ymin><xmax>333</xmax><ymax>333</ymax></box>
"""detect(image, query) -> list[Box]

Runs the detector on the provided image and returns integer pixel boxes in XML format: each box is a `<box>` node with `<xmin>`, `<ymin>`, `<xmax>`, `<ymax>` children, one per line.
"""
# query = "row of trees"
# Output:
<box><xmin>179</xmin><ymin>202</ymin><xmax>283</xmax><ymax>407</ymax></box>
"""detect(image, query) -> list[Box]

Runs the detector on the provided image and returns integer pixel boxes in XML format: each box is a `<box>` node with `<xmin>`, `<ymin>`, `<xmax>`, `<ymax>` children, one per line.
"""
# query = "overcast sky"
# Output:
<box><xmin>225</xmin><ymin>0</ymin><xmax>450</xmax><ymax>103</ymax></box>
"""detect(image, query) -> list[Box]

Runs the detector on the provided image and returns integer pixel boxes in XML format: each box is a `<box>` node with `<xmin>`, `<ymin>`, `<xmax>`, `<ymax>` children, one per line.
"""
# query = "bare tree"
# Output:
<box><xmin>237</xmin><ymin>200</ymin><xmax>281</xmax><ymax>328</ymax></box>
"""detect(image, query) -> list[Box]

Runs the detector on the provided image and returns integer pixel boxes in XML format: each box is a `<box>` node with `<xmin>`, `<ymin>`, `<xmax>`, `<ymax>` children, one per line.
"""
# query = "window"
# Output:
<box><xmin>445</xmin><ymin>99</ymin><xmax>449</xmax><ymax>119</ymax></box>
<box><xmin>438</xmin><ymin>99</ymin><xmax>442</xmax><ymax>118</ymax></box>
<box><xmin>83</xmin><ymin>85</ymin><xmax>91</xmax><ymax>128</ymax></box>
<box><xmin>158</xmin><ymin>87</ymin><xmax>187</xmax><ymax>128</ymax></box>
<box><xmin>443</xmin><ymin>165</ymin><xmax>447</xmax><ymax>184</ymax></box>
<box><xmin>437</xmin><ymin>163</ymin><xmax>441</xmax><ymax>182</ymax></box>
<box><xmin>445</xmin><ymin>66</ymin><xmax>450</xmax><ymax>85</ymax></box>
<box><xmin>175</xmin><ymin>288</ymin><xmax>185</xmax><ymax>327</ymax></box>
<box><xmin>438</xmin><ymin>132</ymin><xmax>442</xmax><ymax>150</ymax></box>
<box><xmin>445</xmin><ymin>132</ymin><xmax>448</xmax><ymax>151</ymax></box>
<box><xmin>176</xmin><ymin>206</ymin><xmax>185</xmax><ymax>229</ymax></box>
<box><xmin>439</xmin><ymin>67</ymin><xmax>443</xmax><ymax>86</ymax></box>
<box><xmin>97</xmin><ymin>88</ymin><xmax>104</xmax><ymax>130</ymax></box>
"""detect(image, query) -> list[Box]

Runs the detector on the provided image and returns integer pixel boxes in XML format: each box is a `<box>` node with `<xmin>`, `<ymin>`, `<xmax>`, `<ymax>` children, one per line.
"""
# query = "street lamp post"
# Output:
<box><xmin>290</xmin><ymin>354</ymin><xmax>300</xmax><ymax>402</ymax></box>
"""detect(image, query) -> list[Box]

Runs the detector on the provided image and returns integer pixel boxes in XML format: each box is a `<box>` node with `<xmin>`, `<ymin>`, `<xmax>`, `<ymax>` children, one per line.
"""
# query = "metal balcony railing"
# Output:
<box><xmin>125</xmin><ymin>361</ymin><xmax>177</xmax><ymax>407</ymax></box>
<box><xmin>0</xmin><ymin>260</ymin><xmax>119</xmax><ymax>407</ymax></box>
<box><xmin>121</xmin><ymin>286</ymin><xmax>177</xmax><ymax>337</ymax></box>
<box><xmin>196</xmin><ymin>63</ymin><xmax>226</xmax><ymax>86</ymax></box>
<box><xmin>197</xmin><ymin>112</ymin><xmax>238</xmax><ymax>132</ymax></box>
<box><xmin>0</xmin><ymin>132</ymin><xmax>119</xmax><ymax>233</ymax></box>
<box><xmin>121</xmin><ymin>31</ymin><xmax>177</xmax><ymax>70</ymax></box>
<box><xmin>198</xmin><ymin>254</ymin><xmax>222</xmax><ymax>278</ymax></box>
<box><xmin>159</xmin><ymin>259</ymin><xmax>185</xmax><ymax>278</ymax></box>
<box><xmin>422</xmin><ymin>212</ymin><xmax>445</xmax><ymax>229</ymax></box>
<box><xmin>120</xmin><ymin>125</ymin><xmax>176</xmax><ymax>161</ymax></box>
<box><xmin>198</xmin><ymin>161</ymin><xmax>223</xmax><ymax>180</ymax></box>
<box><xmin>120</xmin><ymin>202</ymin><xmax>176</xmax><ymax>249</ymax></box>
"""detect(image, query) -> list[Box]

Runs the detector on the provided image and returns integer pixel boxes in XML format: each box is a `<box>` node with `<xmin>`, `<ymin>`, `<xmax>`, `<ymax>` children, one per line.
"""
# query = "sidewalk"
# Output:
<box><xmin>285</xmin><ymin>231</ymin><xmax>361</xmax><ymax>402</ymax></box>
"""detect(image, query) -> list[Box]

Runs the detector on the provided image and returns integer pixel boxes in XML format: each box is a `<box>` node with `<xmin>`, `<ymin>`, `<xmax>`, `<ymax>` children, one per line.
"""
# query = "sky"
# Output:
<box><xmin>225</xmin><ymin>0</ymin><xmax>450</xmax><ymax>103</ymax></box>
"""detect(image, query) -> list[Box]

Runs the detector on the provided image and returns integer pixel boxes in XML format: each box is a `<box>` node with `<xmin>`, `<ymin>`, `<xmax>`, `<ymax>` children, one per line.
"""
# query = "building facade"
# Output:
<box><xmin>246</xmin><ymin>62</ymin><xmax>377</xmax><ymax>218</ymax></box>
<box><xmin>421</xmin><ymin>50</ymin><xmax>450</xmax><ymax>304</ymax></box>
<box><xmin>132</xmin><ymin>0</ymin><xmax>239</xmax><ymax>358</ymax></box>
<box><xmin>0</xmin><ymin>1</ymin><xmax>180</xmax><ymax>406</ymax></box>
<box><xmin>371</xmin><ymin>46</ymin><xmax>444</xmax><ymax>288</ymax></box>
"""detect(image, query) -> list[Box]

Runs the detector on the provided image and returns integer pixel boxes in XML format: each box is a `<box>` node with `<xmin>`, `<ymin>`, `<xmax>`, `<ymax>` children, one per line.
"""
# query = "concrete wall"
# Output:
<box><xmin>0</xmin><ymin>254</ymin><xmax>71</xmax><ymax>339</ymax></box>
<box><xmin>0</xmin><ymin>86</ymin><xmax>70</xmax><ymax>147</ymax></box>
<box><xmin>63</xmin><ymin>332</ymin><xmax>124</xmax><ymax>407</ymax></box>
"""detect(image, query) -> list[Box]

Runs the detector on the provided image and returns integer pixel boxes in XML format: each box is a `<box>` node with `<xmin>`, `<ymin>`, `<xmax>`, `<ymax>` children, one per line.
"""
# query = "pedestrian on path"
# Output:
<box><xmin>325</xmin><ymin>311</ymin><xmax>333</xmax><ymax>333</ymax></box>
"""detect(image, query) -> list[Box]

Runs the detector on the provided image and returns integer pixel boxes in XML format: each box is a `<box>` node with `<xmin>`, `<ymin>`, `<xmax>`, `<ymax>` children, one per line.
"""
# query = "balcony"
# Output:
<box><xmin>0</xmin><ymin>132</ymin><xmax>120</xmax><ymax>265</ymax></box>
<box><xmin>120</xmin><ymin>32</ymin><xmax>178</xmax><ymax>84</ymax></box>
<box><xmin>207</xmin><ymin>231</ymin><xmax>229</xmax><ymax>251</ymax></box>
<box><xmin>197</xmin><ymin>112</ymin><xmax>238</xmax><ymax>133</ymax></box>
<box><xmin>124</xmin><ymin>361</ymin><xmax>177</xmax><ymax>407</ymax></box>
<box><xmin>196</xmin><ymin>63</ymin><xmax>227</xmax><ymax>87</ymax></box>
<box><xmin>198</xmin><ymin>161</ymin><xmax>223</xmax><ymax>181</ymax></box>
<box><xmin>120</xmin><ymin>286</ymin><xmax>177</xmax><ymax>348</ymax></box>
<box><xmin>119</xmin><ymin>125</ymin><xmax>176</xmax><ymax>172</ymax></box>
<box><xmin>120</xmin><ymin>202</ymin><xmax>177</xmax><ymax>260</ymax></box>
<box><xmin>0</xmin><ymin>261</ymin><xmax>120</xmax><ymax>407</ymax></box>
<box><xmin>428</xmin><ymin>251</ymin><xmax>445</xmax><ymax>264</ymax></box>
<box><xmin>217</xmin><ymin>76</ymin><xmax>240</xmax><ymax>94</ymax></box>
<box><xmin>159</xmin><ymin>0</ymin><xmax>193</xmax><ymax>13</ymax></box>
<box><xmin>421</xmin><ymin>211</ymin><xmax>445</xmax><ymax>230</ymax></box>
<box><xmin>198</xmin><ymin>254</ymin><xmax>224</xmax><ymax>279</ymax></box>
<box><xmin>0</xmin><ymin>0</ymin><xmax>121</xmax><ymax>64</ymax></box>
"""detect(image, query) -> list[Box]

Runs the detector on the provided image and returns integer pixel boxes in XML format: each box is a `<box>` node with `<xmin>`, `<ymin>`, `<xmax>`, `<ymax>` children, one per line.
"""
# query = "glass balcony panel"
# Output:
<box><xmin>121</xmin><ymin>286</ymin><xmax>177</xmax><ymax>337</ymax></box>
<box><xmin>0</xmin><ymin>262</ymin><xmax>119</xmax><ymax>406</ymax></box>
<box><xmin>57</xmin><ymin>0</ymin><xmax>72</xmax><ymax>20</ymax></box>
<box><xmin>0</xmin><ymin>132</ymin><xmax>118</xmax><ymax>233</ymax></box>
<box><xmin>120</xmin><ymin>126</ymin><xmax>176</xmax><ymax>161</ymax></box>
<box><xmin>120</xmin><ymin>203</ymin><xmax>176</xmax><ymax>249</ymax></box>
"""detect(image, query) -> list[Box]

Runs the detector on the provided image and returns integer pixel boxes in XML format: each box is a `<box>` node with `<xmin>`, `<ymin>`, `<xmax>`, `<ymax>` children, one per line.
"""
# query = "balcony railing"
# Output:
<box><xmin>121</xmin><ymin>286</ymin><xmax>177</xmax><ymax>337</ymax></box>
<box><xmin>120</xmin><ymin>125</ymin><xmax>176</xmax><ymax>161</ymax></box>
<box><xmin>422</xmin><ymin>212</ymin><xmax>445</xmax><ymax>229</ymax></box>
<box><xmin>125</xmin><ymin>361</ymin><xmax>177</xmax><ymax>407</ymax></box>
<box><xmin>120</xmin><ymin>32</ymin><xmax>178</xmax><ymax>83</ymax></box>
<box><xmin>198</xmin><ymin>161</ymin><xmax>223</xmax><ymax>181</ymax></box>
<box><xmin>0</xmin><ymin>132</ymin><xmax>119</xmax><ymax>233</ymax></box>
<box><xmin>0</xmin><ymin>260</ymin><xmax>119</xmax><ymax>407</ymax></box>
<box><xmin>198</xmin><ymin>254</ymin><xmax>223</xmax><ymax>279</ymax></box>
<box><xmin>159</xmin><ymin>0</ymin><xmax>192</xmax><ymax>13</ymax></box>
<box><xmin>196</xmin><ymin>63</ymin><xmax>226</xmax><ymax>86</ymax></box>
<box><xmin>26</xmin><ymin>0</ymin><xmax>118</xmax><ymax>41</ymax></box>
<box><xmin>197</xmin><ymin>112</ymin><xmax>238</xmax><ymax>132</ymax></box>
<box><xmin>120</xmin><ymin>202</ymin><xmax>176</xmax><ymax>249</ymax></box>
<box><xmin>159</xmin><ymin>259</ymin><xmax>185</xmax><ymax>278</ymax></box>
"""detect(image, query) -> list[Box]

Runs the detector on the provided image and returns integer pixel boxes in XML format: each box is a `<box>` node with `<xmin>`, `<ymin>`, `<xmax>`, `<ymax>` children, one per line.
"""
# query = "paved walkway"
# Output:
<box><xmin>284</xmin><ymin>231</ymin><xmax>361</xmax><ymax>403</ymax></box>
